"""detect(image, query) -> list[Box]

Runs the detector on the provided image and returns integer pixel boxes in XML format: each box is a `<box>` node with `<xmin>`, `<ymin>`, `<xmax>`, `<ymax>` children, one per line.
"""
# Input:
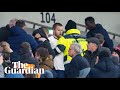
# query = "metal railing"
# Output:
<box><xmin>22</xmin><ymin>19</ymin><xmax>120</xmax><ymax>40</ymax></box>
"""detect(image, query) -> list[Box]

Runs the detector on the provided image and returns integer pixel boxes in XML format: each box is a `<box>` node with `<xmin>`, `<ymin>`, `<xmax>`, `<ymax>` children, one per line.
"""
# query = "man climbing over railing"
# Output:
<box><xmin>85</xmin><ymin>16</ymin><xmax>114</xmax><ymax>51</ymax></box>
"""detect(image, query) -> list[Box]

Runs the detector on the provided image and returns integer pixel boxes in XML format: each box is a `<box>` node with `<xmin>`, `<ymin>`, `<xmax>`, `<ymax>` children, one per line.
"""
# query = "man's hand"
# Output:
<box><xmin>38</xmin><ymin>38</ymin><xmax>47</xmax><ymax>42</ymax></box>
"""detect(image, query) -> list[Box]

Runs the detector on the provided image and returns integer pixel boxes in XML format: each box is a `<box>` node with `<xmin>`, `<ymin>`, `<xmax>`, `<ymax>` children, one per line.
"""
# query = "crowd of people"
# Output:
<box><xmin>0</xmin><ymin>16</ymin><xmax>120</xmax><ymax>78</ymax></box>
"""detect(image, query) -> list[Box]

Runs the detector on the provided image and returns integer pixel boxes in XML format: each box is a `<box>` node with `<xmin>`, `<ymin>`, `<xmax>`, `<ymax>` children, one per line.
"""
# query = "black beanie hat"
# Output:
<box><xmin>65</xmin><ymin>20</ymin><xmax>76</xmax><ymax>31</ymax></box>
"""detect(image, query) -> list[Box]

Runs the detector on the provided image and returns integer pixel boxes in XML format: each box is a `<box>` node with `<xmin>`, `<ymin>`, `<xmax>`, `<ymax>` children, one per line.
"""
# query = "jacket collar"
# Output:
<box><xmin>66</xmin><ymin>29</ymin><xmax>81</xmax><ymax>35</ymax></box>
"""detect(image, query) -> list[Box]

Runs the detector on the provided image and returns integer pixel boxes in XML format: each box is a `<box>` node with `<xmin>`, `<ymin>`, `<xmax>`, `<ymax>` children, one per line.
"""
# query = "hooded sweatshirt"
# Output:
<box><xmin>87</xmin><ymin>24</ymin><xmax>114</xmax><ymax>51</ymax></box>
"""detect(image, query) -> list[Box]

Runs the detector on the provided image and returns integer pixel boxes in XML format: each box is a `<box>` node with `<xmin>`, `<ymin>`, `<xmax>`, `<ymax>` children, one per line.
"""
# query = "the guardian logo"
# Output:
<box><xmin>4</xmin><ymin>61</ymin><xmax>44</xmax><ymax>74</ymax></box>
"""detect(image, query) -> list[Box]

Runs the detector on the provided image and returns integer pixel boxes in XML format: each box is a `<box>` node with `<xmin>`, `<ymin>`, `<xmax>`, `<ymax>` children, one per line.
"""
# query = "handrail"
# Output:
<box><xmin>22</xmin><ymin>19</ymin><xmax>120</xmax><ymax>40</ymax></box>
<box><xmin>76</xmin><ymin>23</ymin><xmax>120</xmax><ymax>40</ymax></box>
<box><xmin>22</xmin><ymin>20</ymin><xmax>52</xmax><ymax>29</ymax></box>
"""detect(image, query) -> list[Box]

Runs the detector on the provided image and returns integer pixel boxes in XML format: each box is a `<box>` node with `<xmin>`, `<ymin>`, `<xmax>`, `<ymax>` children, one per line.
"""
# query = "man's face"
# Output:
<box><xmin>54</xmin><ymin>26</ymin><xmax>64</xmax><ymax>38</ymax></box>
<box><xmin>112</xmin><ymin>51</ymin><xmax>119</xmax><ymax>58</ymax></box>
<box><xmin>85</xmin><ymin>21</ymin><xmax>96</xmax><ymax>30</ymax></box>
<box><xmin>35</xmin><ymin>33</ymin><xmax>41</xmax><ymax>39</ymax></box>
<box><xmin>0</xmin><ymin>53</ymin><xmax>3</xmax><ymax>65</ymax></box>
<box><xmin>87</xmin><ymin>42</ymin><xmax>98</xmax><ymax>52</ymax></box>
<box><xmin>68</xmin><ymin>45</ymin><xmax>75</xmax><ymax>57</ymax></box>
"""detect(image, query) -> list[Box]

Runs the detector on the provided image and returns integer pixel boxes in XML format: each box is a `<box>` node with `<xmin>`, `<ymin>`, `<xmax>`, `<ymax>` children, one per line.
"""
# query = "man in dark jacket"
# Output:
<box><xmin>0</xmin><ymin>19</ymin><xmax>18</xmax><ymax>42</ymax></box>
<box><xmin>88</xmin><ymin>48</ymin><xmax>119</xmax><ymax>78</ymax></box>
<box><xmin>32</xmin><ymin>28</ymin><xmax>55</xmax><ymax>58</ymax></box>
<box><xmin>10</xmin><ymin>42</ymin><xmax>39</xmax><ymax>69</ymax></box>
<box><xmin>65</xmin><ymin>43</ymin><xmax>90</xmax><ymax>78</ymax></box>
<box><xmin>7</xmin><ymin>20</ymin><xmax>40</xmax><ymax>53</ymax></box>
<box><xmin>84</xmin><ymin>37</ymin><xmax>100</xmax><ymax>68</ymax></box>
<box><xmin>85</xmin><ymin>16</ymin><xmax>114</xmax><ymax>51</ymax></box>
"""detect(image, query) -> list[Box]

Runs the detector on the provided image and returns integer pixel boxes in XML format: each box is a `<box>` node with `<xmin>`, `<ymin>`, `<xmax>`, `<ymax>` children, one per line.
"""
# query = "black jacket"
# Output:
<box><xmin>0</xmin><ymin>25</ymin><xmax>11</xmax><ymax>42</ymax></box>
<box><xmin>65</xmin><ymin>54</ymin><xmax>90</xmax><ymax>78</ymax></box>
<box><xmin>84</xmin><ymin>48</ymin><xmax>99</xmax><ymax>68</ymax></box>
<box><xmin>10</xmin><ymin>48</ymin><xmax>39</xmax><ymax>68</ymax></box>
<box><xmin>88</xmin><ymin>57</ymin><xmax>119</xmax><ymax>78</ymax></box>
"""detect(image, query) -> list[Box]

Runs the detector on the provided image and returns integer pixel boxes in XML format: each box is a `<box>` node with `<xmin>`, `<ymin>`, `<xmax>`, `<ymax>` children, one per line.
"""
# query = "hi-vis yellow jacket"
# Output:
<box><xmin>55</xmin><ymin>29</ymin><xmax>88</xmax><ymax>63</ymax></box>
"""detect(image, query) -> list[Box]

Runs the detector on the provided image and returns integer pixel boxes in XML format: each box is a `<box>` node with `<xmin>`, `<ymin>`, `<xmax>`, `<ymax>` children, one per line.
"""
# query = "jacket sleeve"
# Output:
<box><xmin>100</xmin><ymin>29</ymin><xmax>114</xmax><ymax>51</ymax></box>
<box><xmin>27</xmin><ymin>35</ymin><xmax>39</xmax><ymax>53</ymax></box>
<box><xmin>43</xmin><ymin>40</ymin><xmax>56</xmax><ymax>58</ymax></box>
<box><xmin>54</xmin><ymin>36</ymin><xmax>66</xmax><ymax>55</ymax></box>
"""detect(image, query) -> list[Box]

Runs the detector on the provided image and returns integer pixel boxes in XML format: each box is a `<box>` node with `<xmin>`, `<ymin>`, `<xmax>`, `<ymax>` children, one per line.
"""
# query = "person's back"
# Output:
<box><xmin>7</xmin><ymin>20</ymin><xmax>39</xmax><ymax>53</ymax></box>
<box><xmin>65</xmin><ymin>54</ymin><xmax>90</xmax><ymax>78</ymax></box>
<box><xmin>88</xmin><ymin>49</ymin><xmax>119</xmax><ymax>78</ymax></box>
<box><xmin>10</xmin><ymin>42</ymin><xmax>39</xmax><ymax>69</ymax></box>
<box><xmin>85</xmin><ymin>17</ymin><xmax>114</xmax><ymax>51</ymax></box>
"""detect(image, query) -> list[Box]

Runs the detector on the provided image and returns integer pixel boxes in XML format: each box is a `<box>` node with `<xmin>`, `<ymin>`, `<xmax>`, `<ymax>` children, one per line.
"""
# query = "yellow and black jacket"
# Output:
<box><xmin>54</xmin><ymin>29</ymin><xmax>88</xmax><ymax>63</ymax></box>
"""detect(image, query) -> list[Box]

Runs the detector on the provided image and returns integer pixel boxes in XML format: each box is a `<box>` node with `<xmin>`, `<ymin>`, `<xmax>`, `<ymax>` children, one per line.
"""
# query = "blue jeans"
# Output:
<box><xmin>51</xmin><ymin>70</ymin><xmax>65</xmax><ymax>78</ymax></box>
<box><xmin>40</xmin><ymin>70</ymin><xmax>53</xmax><ymax>78</ymax></box>
<box><xmin>79</xmin><ymin>68</ymin><xmax>91</xmax><ymax>78</ymax></box>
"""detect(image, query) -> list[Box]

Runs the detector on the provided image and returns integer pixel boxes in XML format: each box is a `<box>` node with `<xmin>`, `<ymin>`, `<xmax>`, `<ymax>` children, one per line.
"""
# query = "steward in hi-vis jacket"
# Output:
<box><xmin>54</xmin><ymin>20</ymin><xmax>88</xmax><ymax>64</ymax></box>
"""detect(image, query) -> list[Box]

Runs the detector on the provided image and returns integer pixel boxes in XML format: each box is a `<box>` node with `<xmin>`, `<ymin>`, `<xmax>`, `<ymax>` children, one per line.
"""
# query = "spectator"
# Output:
<box><xmin>0</xmin><ymin>18</ymin><xmax>18</xmax><ymax>42</ymax></box>
<box><xmin>112</xmin><ymin>44</ymin><xmax>120</xmax><ymax>64</ymax></box>
<box><xmin>88</xmin><ymin>48</ymin><xmax>119</xmax><ymax>78</ymax></box>
<box><xmin>35</xmin><ymin>47</ymin><xmax>54</xmax><ymax>78</ymax></box>
<box><xmin>0</xmin><ymin>41</ymin><xmax>12</xmax><ymax>68</ymax></box>
<box><xmin>0</xmin><ymin>45</ymin><xmax>3</xmax><ymax>53</ymax></box>
<box><xmin>5</xmin><ymin>63</ymin><xmax>25</xmax><ymax>78</ymax></box>
<box><xmin>54</xmin><ymin>20</ymin><xmax>88</xmax><ymax>64</ymax></box>
<box><xmin>48</xmin><ymin>23</ymin><xmax>65</xmax><ymax>78</ymax></box>
<box><xmin>0</xmin><ymin>41</ymin><xmax>13</xmax><ymax>60</ymax></box>
<box><xmin>95</xmin><ymin>33</ymin><xmax>111</xmax><ymax>54</ymax></box>
<box><xmin>84</xmin><ymin>37</ymin><xmax>100</xmax><ymax>68</ymax></box>
<box><xmin>95</xmin><ymin>33</ymin><xmax>105</xmax><ymax>47</ymax></box>
<box><xmin>41</xmin><ymin>26</ymin><xmax>50</xmax><ymax>37</ymax></box>
<box><xmin>10</xmin><ymin>42</ymin><xmax>39</xmax><ymax>69</ymax></box>
<box><xmin>7</xmin><ymin>20</ymin><xmax>40</xmax><ymax>53</ymax></box>
<box><xmin>32</xmin><ymin>28</ymin><xmax>55</xmax><ymax>58</ymax></box>
<box><xmin>35</xmin><ymin>47</ymin><xmax>54</xmax><ymax>70</ymax></box>
<box><xmin>65</xmin><ymin>43</ymin><xmax>90</xmax><ymax>78</ymax></box>
<box><xmin>0</xmin><ymin>53</ymin><xmax>5</xmax><ymax>78</ymax></box>
<box><xmin>85</xmin><ymin>16</ymin><xmax>114</xmax><ymax>51</ymax></box>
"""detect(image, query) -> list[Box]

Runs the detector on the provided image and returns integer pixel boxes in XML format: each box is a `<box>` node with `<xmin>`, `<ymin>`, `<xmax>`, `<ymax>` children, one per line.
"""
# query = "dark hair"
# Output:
<box><xmin>85</xmin><ymin>17</ymin><xmax>95</xmax><ymax>23</ymax></box>
<box><xmin>99</xmin><ymin>48</ymin><xmax>111</xmax><ymax>59</ymax></box>
<box><xmin>16</xmin><ymin>20</ymin><xmax>26</xmax><ymax>28</ymax></box>
<box><xmin>36</xmin><ymin>47</ymin><xmax>50</xmax><ymax>61</ymax></box>
<box><xmin>95</xmin><ymin>33</ymin><xmax>104</xmax><ymax>44</ymax></box>
<box><xmin>52</xmin><ymin>23</ymin><xmax>63</xmax><ymax>30</ymax></box>
<box><xmin>21</xmin><ymin>42</ymin><xmax>31</xmax><ymax>51</ymax></box>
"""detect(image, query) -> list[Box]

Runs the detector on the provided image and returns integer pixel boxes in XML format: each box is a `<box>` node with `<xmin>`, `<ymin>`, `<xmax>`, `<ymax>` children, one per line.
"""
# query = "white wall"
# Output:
<box><xmin>0</xmin><ymin>12</ymin><xmax>120</xmax><ymax>39</ymax></box>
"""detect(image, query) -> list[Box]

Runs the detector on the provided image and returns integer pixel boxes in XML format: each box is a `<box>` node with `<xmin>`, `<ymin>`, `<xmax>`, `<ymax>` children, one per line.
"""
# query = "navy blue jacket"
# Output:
<box><xmin>65</xmin><ymin>54</ymin><xmax>90</xmax><ymax>78</ymax></box>
<box><xmin>87</xmin><ymin>24</ymin><xmax>114</xmax><ymax>51</ymax></box>
<box><xmin>88</xmin><ymin>57</ymin><xmax>119</xmax><ymax>78</ymax></box>
<box><xmin>7</xmin><ymin>26</ymin><xmax>39</xmax><ymax>53</ymax></box>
